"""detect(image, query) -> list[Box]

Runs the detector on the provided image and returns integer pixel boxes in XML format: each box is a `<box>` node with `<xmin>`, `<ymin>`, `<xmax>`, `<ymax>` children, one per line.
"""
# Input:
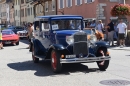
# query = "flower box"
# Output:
<box><xmin>110</xmin><ymin>4</ymin><xmax>130</xmax><ymax>17</ymax></box>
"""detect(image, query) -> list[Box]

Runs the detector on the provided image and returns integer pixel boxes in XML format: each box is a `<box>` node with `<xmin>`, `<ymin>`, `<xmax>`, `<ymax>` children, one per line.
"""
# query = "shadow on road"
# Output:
<box><xmin>20</xmin><ymin>39</ymin><xmax>29</xmax><ymax>44</ymax></box>
<box><xmin>111</xmin><ymin>48</ymin><xmax>130</xmax><ymax>51</ymax></box>
<box><xmin>7</xmin><ymin>60</ymin><xmax>101</xmax><ymax>77</ymax></box>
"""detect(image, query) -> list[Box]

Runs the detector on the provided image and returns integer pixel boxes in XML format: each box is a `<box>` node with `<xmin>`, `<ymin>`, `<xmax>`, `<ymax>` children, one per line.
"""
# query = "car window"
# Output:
<box><xmin>83</xmin><ymin>29</ymin><xmax>93</xmax><ymax>35</ymax></box>
<box><xmin>15</xmin><ymin>27</ymin><xmax>24</xmax><ymax>30</ymax></box>
<box><xmin>51</xmin><ymin>19</ymin><xmax>82</xmax><ymax>30</ymax></box>
<box><xmin>7</xmin><ymin>27</ymin><xmax>14</xmax><ymax>29</ymax></box>
<box><xmin>2</xmin><ymin>31</ymin><xmax>14</xmax><ymax>35</ymax></box>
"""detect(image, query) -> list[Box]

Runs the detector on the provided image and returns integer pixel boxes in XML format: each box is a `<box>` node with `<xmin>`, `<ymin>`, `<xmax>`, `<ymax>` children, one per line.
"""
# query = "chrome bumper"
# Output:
<box><xmin>60</xmin><ymin>56</ymin><xmax>111</xmax><ymax>63</ymax></box>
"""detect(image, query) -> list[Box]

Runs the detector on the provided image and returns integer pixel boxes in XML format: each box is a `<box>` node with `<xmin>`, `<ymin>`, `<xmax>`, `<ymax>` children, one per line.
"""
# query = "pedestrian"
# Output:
<box><xmin>114</xmin><ymin>23</ymin><xmax>118</xmax><ymax>45</ymax></box>
<box><xmin>106</xmin><ymin>19</ymin><xmax>115</xmax><ymax>46</ymax></box>
<box><xmin>117</xmin><ymin>19</ymin><xmax>127</xmax><ymax>48</ymax></box>
<box><xmin>90</xmin><ymin>20</ymin><xmax>96</xmax><ymax>28</ymax></box>
<box><xmin>0</xmin><ymin>30</ymin><xmax>4</xmax><ymax>49</ymax></box>
<box><xmin>26</xmin><ymin>23</ymin><xmax>33</xmax><ymax>52</ymax></box>
<box><xmin>96</xmin><ymin>20</ymin><xmax>104</xmax><ymax>40</ymax></box>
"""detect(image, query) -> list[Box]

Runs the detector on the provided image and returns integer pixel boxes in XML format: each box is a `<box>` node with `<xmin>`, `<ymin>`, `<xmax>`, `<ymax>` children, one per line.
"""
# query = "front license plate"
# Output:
<box><xmin>66</xmin><ymin>55</ymin><xmax>76</xmax><ymax>58</ymax></box>
<box><xmin>5</xmin><ymin>42</ymin><xmax>11</xmax><ymax>44</ymax></box>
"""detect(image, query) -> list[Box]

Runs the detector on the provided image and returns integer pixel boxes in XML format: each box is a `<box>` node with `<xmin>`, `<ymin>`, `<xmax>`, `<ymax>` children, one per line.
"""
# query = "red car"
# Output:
<box><xmin>2</xmin><ymin>29</ymin><xmax>19</xmax><ymax>45</ymax></box>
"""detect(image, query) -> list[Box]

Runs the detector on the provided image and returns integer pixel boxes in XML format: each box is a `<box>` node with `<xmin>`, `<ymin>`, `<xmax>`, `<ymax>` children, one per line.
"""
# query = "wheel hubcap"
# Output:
<box><xmin>52</xmin><ymin>51</ymin><xmax>57</xmax><ymax>70</ymax></box>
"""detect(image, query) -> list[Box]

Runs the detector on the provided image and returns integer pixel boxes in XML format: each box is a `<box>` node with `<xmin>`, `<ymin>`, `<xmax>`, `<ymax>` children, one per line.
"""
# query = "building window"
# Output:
<box><xmin>21</xmin><ymin>9</ymin><xmax>24</xmax><ymax>17</ymax></box>
<box><xmin>31</xmin><ymin>7</ymin><xmax>32</xmax><ymax>15</ymax></box>
<box><xmin>76</xmin><ymin>0</ymin><xmax>82</xmax><ymax>5</ymax></box>
<box><xmin>15</xmin><ymin>10</ymin><xmax>17</xmax><ymax>16</ymax></box>
<box><xmin>110</xmin><ymin>0</ymin><xmax>118</xmax><ymax>2</ymax></box>
<box><xmin>25</xmin><ymin>8</ymin><xmax>27</xmax><ymax>16</ymax></box>
<box><xmin>21</xmin><ymin>0</ymin><xmax>24</xmax><ymax>4</ymax></box>
<box><xmin>119</xmin><ymin>0</ymin><xmax>124</xmax><ymax>4</ymax></box>
<box><xmin>52</xmin><ymin>0</ymin><xmax>55</xmax><ymax>11</ymax></box>
<box><xmin>16</xmin><ymin>0</ymin><xmax>17</xmax><ymax>5</ymax></box>
<box><xmin>59</xmin><ymin>0</ymin><xmax>64</xmax><ymax>9</ymax></box>
<box><xmin>45</xmin><ymin>1</ymin><xmax>48</xmax><ymax>12</ymax></box>
<box><xmin>66</xmin><ymin>0</ymin><xmax>72</xmax><ymax>7</ymax></box>
<box><xmin>27</xmin><ymin>8</ymin><xmax>30</xmax><ymax>16</ymax></box>
<box><xmin>85</xmin><ymin>0</ymin><xmax>95</xmax><ymax>3</ymax></box>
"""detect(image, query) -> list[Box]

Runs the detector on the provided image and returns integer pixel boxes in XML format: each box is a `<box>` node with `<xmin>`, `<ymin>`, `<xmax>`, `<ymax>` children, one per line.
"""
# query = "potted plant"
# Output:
<box><xmin>110</xmin><ymin>4</ymin><xmax>130</xmax><ymax>18</ymax></box>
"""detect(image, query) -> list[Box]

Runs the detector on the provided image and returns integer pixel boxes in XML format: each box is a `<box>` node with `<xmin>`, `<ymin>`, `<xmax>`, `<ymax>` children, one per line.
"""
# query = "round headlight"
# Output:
<box><xmin>89</xmin><ymin>35</ymin><xmax>97</xmax><ymax>43</ymax></box>
<box><xmin>66</xmin><ymin>36</ymin><xmax>74</xmax><ymax>45</ymax></box>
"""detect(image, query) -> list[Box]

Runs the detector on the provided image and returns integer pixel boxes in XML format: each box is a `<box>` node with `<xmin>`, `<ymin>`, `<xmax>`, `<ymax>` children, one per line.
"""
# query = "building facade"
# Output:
<box><xmin>57</xmin><ymin>0</ymin><xmax>130</xmax><ymax>29</ymax></box>
<box><xmin>0</xmin><ymin>3</ymin><xmax>8</xmax><ymax>25</ymax></box>
<box><xmin>14</xmin><ymin>0</ymin><xmax>20</xmax><ymax>26</ymax></box>
<box><xmin>31</xmin><ymin>0</ymin><xmax>57</xmax><ymax>17</ymax></box>
<box><xmin>8</xmin><ymin>2</ymin><xmax>15</xmax><ymax>25</ymax></box>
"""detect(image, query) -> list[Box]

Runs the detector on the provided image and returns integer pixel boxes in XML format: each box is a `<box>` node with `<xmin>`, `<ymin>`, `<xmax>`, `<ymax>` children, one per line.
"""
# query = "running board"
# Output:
<box><xmin>35</xmin><ymin>55</ymin><xmax>46</xmax><ymax>60</ymax></box>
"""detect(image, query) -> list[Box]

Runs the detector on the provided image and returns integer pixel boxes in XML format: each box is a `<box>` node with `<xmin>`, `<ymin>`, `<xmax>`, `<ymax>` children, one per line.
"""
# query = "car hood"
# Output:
<box><xmin>2</xmin><ymin>34</ymin><xmax>19</xmax><ymax>40</ymax></box>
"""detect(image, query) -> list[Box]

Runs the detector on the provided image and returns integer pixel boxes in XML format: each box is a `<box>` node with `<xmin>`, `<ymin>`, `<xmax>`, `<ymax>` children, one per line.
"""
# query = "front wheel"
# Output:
<box><xmin>51</xmin><ymin>50</ymin><xmax>62</xmax><ymax>73</ymax></box>
<box><xmin>97</xmin><ymin>49</ymin><xmax>109</xmax><ymax>70</ymax></box>
<box><xmin>32</xmin><ymin>45</ymin><xmax>39</xmax><ymax>63</ymax></box>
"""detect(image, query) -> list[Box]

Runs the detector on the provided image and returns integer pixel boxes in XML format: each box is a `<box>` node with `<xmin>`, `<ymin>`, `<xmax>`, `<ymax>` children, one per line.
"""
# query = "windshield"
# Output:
<box><xmin>51</xmin><ymin>19</ymin><xmax>82</xmax><ymax>30</ymax></box>
<box><xmin>2</xmin><ymin>31</ymin><xmax>14</xmax><ymax>35</ymax></box>
<box><xmin>83</xmin><ymin>29</ymin><xmax>95</xmax><ymax>35</ymax></box>
<box><xmin>7</xmin><ymin>27</ymin><xmax>14</xmax><ymax>29</ymax></box>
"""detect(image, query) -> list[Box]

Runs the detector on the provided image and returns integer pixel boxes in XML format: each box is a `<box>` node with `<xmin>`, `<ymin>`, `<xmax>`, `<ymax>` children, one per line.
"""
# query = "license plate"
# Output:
<box><xmin>5</xmin><ymin>42</ymin><xmax>11</xmax><ymax>44</ymax></box>
<box><xmin>66</xmin><ymin>55</ymin><xmax>76</xmax><ymax>58</ymax></box>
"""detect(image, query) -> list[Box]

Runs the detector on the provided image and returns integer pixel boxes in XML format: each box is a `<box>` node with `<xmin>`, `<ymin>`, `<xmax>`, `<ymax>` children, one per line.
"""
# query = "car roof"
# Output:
<box><xmin>36</xmin><ymin>15</ymin><xmax>83</xmax><ymax>19</ymax></box>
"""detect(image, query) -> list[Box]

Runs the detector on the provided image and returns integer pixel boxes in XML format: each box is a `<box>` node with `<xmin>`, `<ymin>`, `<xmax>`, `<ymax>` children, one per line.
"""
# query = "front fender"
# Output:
<box><xmin>95</xmin><ymin>41</ymin><xmax>109</xmax><ymax>48</ymax></box>
<box><xmin>49</xmin><ymin>44</ymin><xmax>65</xmax><ymax>50</ymax></box>
<box><xmin>94</xmin><ymin>41</ymin><xmax>109</xmax><ymax>55</ymax></box>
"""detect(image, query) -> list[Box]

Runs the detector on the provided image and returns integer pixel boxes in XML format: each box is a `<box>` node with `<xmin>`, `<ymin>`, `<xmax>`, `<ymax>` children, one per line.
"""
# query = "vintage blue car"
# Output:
<box><xmin>31</xmin><ymin>15</ymin><xmax>111</xmax><ymax>73</ymax></box>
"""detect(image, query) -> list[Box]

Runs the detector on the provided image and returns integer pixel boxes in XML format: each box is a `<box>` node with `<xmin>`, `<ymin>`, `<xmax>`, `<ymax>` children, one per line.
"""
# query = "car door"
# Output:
<box><xmin>34</xmin><ymin>21</ymin><xmax>40</xmax><ymax>39</ymax></box>
<box><xmin>39</xmin><ymin>21</ymin><xmax>52</xmax><ymax>49</ymax></box>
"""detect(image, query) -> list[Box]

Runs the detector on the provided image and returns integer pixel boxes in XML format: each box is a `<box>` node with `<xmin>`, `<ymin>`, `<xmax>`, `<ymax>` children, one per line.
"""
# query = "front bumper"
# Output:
<box><xmin>60</xmin><ymin>56</ymin><xmax>111</xmax><ymax>63</ymax></box>
<box><xmin>2</xmin><ymin>40</ymin><xmax>19</xmax><ymax>44</ymax></box>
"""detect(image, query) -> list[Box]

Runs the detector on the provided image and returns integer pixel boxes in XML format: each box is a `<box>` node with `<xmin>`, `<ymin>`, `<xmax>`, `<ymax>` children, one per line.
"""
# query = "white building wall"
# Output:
<box><xmin>26</xmin><ymin>3</ymin><xmax>34</xmax><ymax>23</ymax></box>
<box><xmin>14</xmin><ymin>0</ymin><xmax>20</xmax><ymax>26</ymax></box>
<box><xmin>6</xmin><ymin>4</ymin><xmax>10</xmax><ymax>24</ymax></box>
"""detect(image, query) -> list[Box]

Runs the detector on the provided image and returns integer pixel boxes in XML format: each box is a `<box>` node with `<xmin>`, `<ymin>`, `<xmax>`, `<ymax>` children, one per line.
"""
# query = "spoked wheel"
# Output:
<box><xmin>97</xmin><ymin>49</ymin><xmax>109</xmax><ymax>70</ymax></box>
<box><xmin>32</xmin><ymin>46</ymin><xmax>39</xmax><ymax>63</ymax></box>
<box><xmin>51</xmin><ymin>50</ymin><xmax>62</xmax><ymax>73</ymax></box>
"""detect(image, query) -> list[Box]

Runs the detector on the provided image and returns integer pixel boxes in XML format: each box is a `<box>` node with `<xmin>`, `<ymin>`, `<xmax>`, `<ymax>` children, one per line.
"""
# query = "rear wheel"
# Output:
<box><xmin>32</xmin><ymin>45</ymin><xmax>39</xmax><ymax>63</ymax></box>
<box><xmin>51</xmin><ymin>50</ymin><xmax>62</xmax><ymax>73</ymax></box>
<box><xmin>96</xmin><ymin>48</ymin><xmax>109</xmax><ymax>70</ymax></box>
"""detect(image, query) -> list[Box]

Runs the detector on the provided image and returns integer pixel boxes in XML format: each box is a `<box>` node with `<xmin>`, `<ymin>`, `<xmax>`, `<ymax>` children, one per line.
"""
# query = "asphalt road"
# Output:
<box><xmin>0</xmin><ymin>39</ymin><xmax>130</xmax><ymax>86</ymax></box>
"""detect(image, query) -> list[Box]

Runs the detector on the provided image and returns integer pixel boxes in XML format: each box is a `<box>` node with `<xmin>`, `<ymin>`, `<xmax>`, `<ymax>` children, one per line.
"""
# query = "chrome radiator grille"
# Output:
<box><xmin>73</xmin><ymin>31</ymin><xmax>88</xmax><ymax>55</ymax></box>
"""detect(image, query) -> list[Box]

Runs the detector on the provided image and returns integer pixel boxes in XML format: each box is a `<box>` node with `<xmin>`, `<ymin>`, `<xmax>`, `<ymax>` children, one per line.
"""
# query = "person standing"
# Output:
<box><xmin>90</xmin><ymin>20</ymin><xmax>96</xmax><ymax>28</ymax></box>
<box><xmin>27</xmin><ymin>23</ymin><xmax>33</xmax><ymax>52</ymax></box>
<box><xmin>106</xmin><ymin>19</ymin><xmax>115</xmax><ymax>46</ymax></box>
<box><xmin>0</xmin><ymin>30</ymin><xmax>3</xmax><ymax>49</ymax></box>
<box><xmin>96</xmin><ymin>20</ymin><xmax>104</xmax><ymax>40</ymax></box>
<box><xmin>117</xmin><ymin>19</ymin><xmax>127</xmax><ymax>48</ymax></box>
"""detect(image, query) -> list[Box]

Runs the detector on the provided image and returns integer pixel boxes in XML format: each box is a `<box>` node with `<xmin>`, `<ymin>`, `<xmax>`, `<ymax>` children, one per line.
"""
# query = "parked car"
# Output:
<box><xmin>2</xmin><ymin>29</ymin><xmax>19</xmax><ymax>45</ymax></box>
<box><xmin>31</xmin><ymin>15</ymin><xmax>111</xmax><ymax>73</ymax></box>
<box><xmin>7</xmin><ymin>26</ymin><xmax>28</xmax><ymax>39</ymax></box>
